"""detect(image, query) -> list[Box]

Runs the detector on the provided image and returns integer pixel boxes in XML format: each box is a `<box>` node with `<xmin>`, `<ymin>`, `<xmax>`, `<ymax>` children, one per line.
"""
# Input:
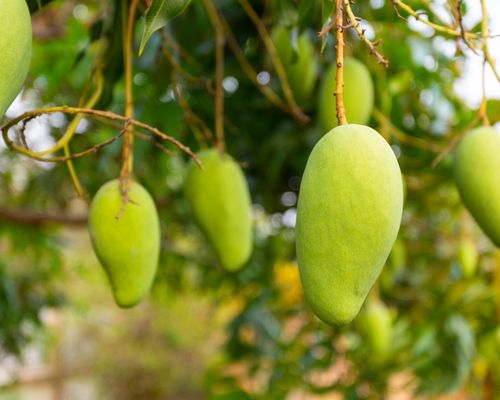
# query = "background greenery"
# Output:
<box><xmin>1</xmin><ymin>0</ymin><xmax>500</xmax><ymax>398</ymax></box>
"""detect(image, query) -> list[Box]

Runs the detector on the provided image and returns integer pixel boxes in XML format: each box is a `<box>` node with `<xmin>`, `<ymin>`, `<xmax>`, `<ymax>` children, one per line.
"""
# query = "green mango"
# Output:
<box><xmin>453</xmin><ymin>127</ymin><xmax>500</xmax><ymax>247</ymax></box>
<box><xmin>0</xmin><ymin>0</ymin><xmax>32</xmax><ymax>120</ymax></box>
<box><xmin>318</xmin><ymin>57</ymin><xmax>374</xmax><ymax>132</ymax></box>
<box><xmin>185</xmin><ymin>149</ymin><xmax>253</xmax><ymax>271</ymax></box>
<box><xmin>88</xmin><ymin>179</ymin><xmax>160</xmax><ymax>308</ymax></box>
<box><xmin>271</xmin><ymin>26</ymin><xmax>318</xmax><ymax>107</ymax></box>
<box><xmin>458</xmin><ymin>237</ymin><xmax>478</xmax><ymax>278</ymax></box>
<box><xmin>296</xmin><ymin>124</ymin><xmax>403</xmax><ymax>326</ymax></box>
<box><xmin>357</xmin><ymin>300</ymin><xmax>393</xmax><ymax>361</ymax></box>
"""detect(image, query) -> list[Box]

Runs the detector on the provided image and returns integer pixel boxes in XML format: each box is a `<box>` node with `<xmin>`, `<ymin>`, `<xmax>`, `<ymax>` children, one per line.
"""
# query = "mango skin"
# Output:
<box><xmin>88</xmin><ymin>179</ymin><xmax>160</xmax><ymax>308</ymax></box>
<box><xmin>296</xmin><ymin>124</ymin><xmax>403</xmax><ymax>326</ymax></box>
<box><xmin>185</xmin><ymin>149</ymin><xmax>253</xmax><ymax>271</ymax></box>
<box><xmin>271</xmin><ymin>26</ymin><xmax>318</xmax><ymax>106</ymax></box>
<box><xmin>0</xmin><ymin>0</ymin><xmax>32</xmax><ymax>120</ymax></box>
<box><xmin>453</xmin><ymin>127</ymin><xmax>500</xmax><ymax>247</ymax></box>
<box><xmin>318</xmin><ymin>58</ymin><xmax>374</xmax><ymax>132</ymax></box>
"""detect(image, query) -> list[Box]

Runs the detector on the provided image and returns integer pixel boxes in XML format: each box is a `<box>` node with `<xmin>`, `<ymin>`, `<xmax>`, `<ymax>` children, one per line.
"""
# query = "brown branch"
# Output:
<box><xmin>119</xmin><ymin>0</ymin><xmax>140</xmax><ymax>214</ymax></box>
<box><xmin>160</xmin><ymin>32</ymin><xmax>214</xmax><ymax>93</ymax></box>
<box><xmin>237</xmin><ymin>0</ymin><xmax>309</xmax><ymax>124</ymax></box>
<box><xmin>201</xmin><ymin>0</ymin><xmax>226</xmax><ymax>152</ymax></box>
<box><xmin>1</xmin><ymin>107</ymin><xmax>201</xmax><ymax>167</ymax></box>
<box><xmin>171</xmin><ymin>73</ymin><xmax>213</xmax><ymax>145</ymax></box>
<box><xmin>335</xmin><ymin>0</ymin><xmax>347</xmax><ymax>125</ymax></box>
<box><xmin>0</xmin><ymin>209</ymin><xmax>88</xmax><ymax>227</ymax></box>
<box><xmin>344</xmin><ymin>0</ymin><xmax>389</xmax><ymax>67</ymax></box>
<box><xmin>219</xmin><ymin>13</ymin><xmax>308</xmax><ymax>124</ymax></box>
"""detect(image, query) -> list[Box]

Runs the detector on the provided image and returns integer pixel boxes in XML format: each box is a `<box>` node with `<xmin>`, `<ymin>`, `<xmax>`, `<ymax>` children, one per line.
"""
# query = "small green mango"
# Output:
<box><xmin>271</xmin><ymin>26</ymin><xmax>318</xmax><ymax>106</ymax></box>
<box><xmin>185</xmin><ymin>149</ymin><xmax>253</xmax><ymax>271</ymax></box>
<box><xmin>458</xmin><ymin>237</ymin><xmax>478</xmax><ymax>278</ymax></box>
<box><xmin>0</xmin><ymin>0</ymin><xmax>32</xmax><ymax>120</ymax></box>
<box><xmin>453</xmin><ymin>127</ymin><xmax>500</xmax><ymax>247</ymax></box>
<box><xmin>318</xmin><ymin>57</ymin><xmax>374</xmax><ymax>132</ymax></box>
<box><xmin>357</xmin><ymin>300</ymin><xmax>393</xmax><ymax>360</ymax></box>
<box><xmin>88</xmin><ymin>179</ymin><xmax>160</xmax><ymax>308</ymax></box>
<box><xmin>296</xmin><ymin>124</ymin><xmax>403</xmax><ymax>326</ymax></box>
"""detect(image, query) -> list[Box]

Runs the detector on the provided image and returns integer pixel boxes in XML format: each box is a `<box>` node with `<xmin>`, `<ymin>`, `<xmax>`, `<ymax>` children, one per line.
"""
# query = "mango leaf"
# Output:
<box><xmin>139</xmin><ymin>0</ymin><xmax>192</xmax><ymax>55</ymax></box>
<box><xmin>486</xmin><ymin>99</ymin><xmax>500</xmax><ymax>124</ymax></box>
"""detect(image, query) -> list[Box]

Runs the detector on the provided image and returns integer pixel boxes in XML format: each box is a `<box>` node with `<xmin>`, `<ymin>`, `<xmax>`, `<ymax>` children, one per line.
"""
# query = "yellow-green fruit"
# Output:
<box><xmin>0</xmin><ymin>0</ymin><xmax>32</xmax><ymax>120</ymax></box>
<box><xmin>358</xmin><ymin>300</ymin><xmax>393</xmax><ymax>360</ymax></box>
<box><xmin>185</xmin><ymin>149</ymin><xmax>253</xmax><ymax>271</ymax></box>
<box><xmin>458</xmin><ymin>237</ymin><xmax>478</xmax><ymax>278</ymax></box>
<box><xmin>296</xmin><ymin>124</ymin><xmax>403</xmax><ymax>326</ymax></box>
<box><xmin>88</xmin><ymin>180</ymin><xmax>160</xmax><ymax>308</ymax></box>
<box><xmin>271</xmin><ymin>26</ymin><xmax>318</xmax><ymax>106</ymax></box>
<box><xmin>454</xmin><ymin>127</ymin><xmax>500</xmax><ymax>247</ymax></box>
<box><xmin>318</xmin><ymin>58</ymin><xmax>374</xmax><ymax>132</ymax></box>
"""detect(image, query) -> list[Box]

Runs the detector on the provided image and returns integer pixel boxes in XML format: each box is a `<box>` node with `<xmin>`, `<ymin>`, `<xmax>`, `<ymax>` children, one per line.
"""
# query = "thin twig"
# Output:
<box><xmin>344</xmin><ymin>1</ymin><xmax>389</xmax><ymax>67</ymax></box>
<box><xmin>1</xmin><ymin>107</ymin><xmax>201</xmax><ymax>166</ymax></box>
<box><xmin>219</xmin><ymin>13</ymin><xmax>308</xmax><ymax>124</ymax></box>
<box><xmin>201</xmin><ymin>0</ymin><xmax>226</xmax><ymax>152</ymax></box>
<box><xmin>237</xmin><ymin>0</ymin><xmax>309</xmax><ymax>124</ymax></box>
<box><xmin>160</xmin><ymin>32</ymin><xmax>214</xmax><ymax>93</ymax></box>
<box><xmin>480</xmin><ymin>0</ymin><xmax>500</xmax><ymax>83</ymax></box>
<box><xmin>171</xmin><ymin>73</ymin><xmax>213</xmax><ymax>144</ymax></box>
<box><xmin>372</xmin><ymin>108</ymin><xmax>441</xmax><ymax>153</ymax></box>
<box><xmin>392</xmin><ymin>0</ymin><xmax>482</xmax><ymax>39</ymax></box>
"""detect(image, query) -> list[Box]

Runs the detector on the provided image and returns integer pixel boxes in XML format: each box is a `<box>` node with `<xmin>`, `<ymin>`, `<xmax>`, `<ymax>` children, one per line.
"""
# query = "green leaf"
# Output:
<box><xmin>139</xmin><ymin>0</ymin><xmax>192</xmax><ymax>56</ymax></box>
<box><xmin>487</xmin><ymin>99</ymin><xmax>500</xmax><ymax>124</ymax></box>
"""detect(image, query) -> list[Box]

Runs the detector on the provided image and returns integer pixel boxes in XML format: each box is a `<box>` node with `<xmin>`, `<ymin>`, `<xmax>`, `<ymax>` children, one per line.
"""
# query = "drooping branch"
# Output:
<box><xmin>1</xmin><ymin>107</ymin><xmax>201</xmax><ymax>167</ymax></box>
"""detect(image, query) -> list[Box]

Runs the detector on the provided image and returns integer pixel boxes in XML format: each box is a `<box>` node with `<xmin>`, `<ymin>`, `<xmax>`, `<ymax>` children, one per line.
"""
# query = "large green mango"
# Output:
<box><xmin>185</xmin><ymin>149</ymin><xmax>253</xmax><ymax>271</ymax></box>
<box><xmin>318</xmin><ymin>58</ymin><xmax>374</xmax><ymax>132</ymax></box>
<box><xmin>296</xmin><ymin>124</ymin><xmax>403</xmax><ymax>326</ymax></box>
<box><xmin>88</xmin><ymin>179</ymin><xmax>160</xmax><ymax>308</ymax></box>
<box><xmin>454</xmin><ymin>127</ymin><xmax>500</xmax><ymax>247</ymax></box>
<box><xmin>0</xmin><ymin>0</ymin><xmax>32</xmax><ymax>120</ymax></box>
<box><xmin>271</xmin><ymin>26</ymin><xmax>318</xmax><ymax>106</ymax></box>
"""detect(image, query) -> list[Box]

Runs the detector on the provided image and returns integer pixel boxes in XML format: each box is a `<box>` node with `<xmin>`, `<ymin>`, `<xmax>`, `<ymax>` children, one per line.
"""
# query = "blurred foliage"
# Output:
<box><xmin>0</xmin><ymin>0</ymin><xmax>500</xmax><ymax>398</ymax></box>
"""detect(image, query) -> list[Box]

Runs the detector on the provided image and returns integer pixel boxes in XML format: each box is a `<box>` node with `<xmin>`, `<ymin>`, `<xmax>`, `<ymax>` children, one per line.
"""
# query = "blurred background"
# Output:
<box><xmin>1</xmin><ymin>0</ymin><xmax>500</xmax><ymax>398</ymax></box>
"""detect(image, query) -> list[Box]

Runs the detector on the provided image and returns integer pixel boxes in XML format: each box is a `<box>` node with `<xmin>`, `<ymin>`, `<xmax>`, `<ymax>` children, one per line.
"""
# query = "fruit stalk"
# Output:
<box><xmin>335</xmin><ymin>0</ymin><xmax>347</xmax><ymax>126</ymax></box>
<box><xmin>120</xmin><ymin>0</ymin><xmax>140</xmax><ymax>196</ymax></box>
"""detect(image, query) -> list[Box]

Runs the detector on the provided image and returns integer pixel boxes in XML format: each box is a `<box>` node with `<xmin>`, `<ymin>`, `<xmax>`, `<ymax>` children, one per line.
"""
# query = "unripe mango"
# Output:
<box><xmin>271</xmin><ymin>26</ymin><xmax>318</xmax><ymax>106</ymax></box>
<box><xmin>88</xmin><ymin>179</ymin><xmax>160</xmax><ymax>308</ymax></box>
<box><xmin>318</xmin><ymin>58</ymin><xmax>374</xmax><ymax>132</ymax></box>
<box><xmin>185</xmin><ymin>149</ymin><xmax>253</xmax><ymax>271</ymax></box>
<box><xmin>458</xmin><ymin>237</ymin><xmax>478</xmax><ymax>278</ymax></box>
<box><xmin>453</xmin><ymin>127</ymin><xmax>500</xmax><ymax>247</ymax></box>
<box><xmin>0</xmin><ymin>0</ymin><xmax>32</xmax><ymax>120</ymax></box>
<box><xmin>357</xmin><ymin>300</ymin><xmax>393</xmax><ymax>360</ymax></box>
<box><xmin>296</xmin><ymin>124</ymin><xmax>403</xmax><ymax>326</ymax></box>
